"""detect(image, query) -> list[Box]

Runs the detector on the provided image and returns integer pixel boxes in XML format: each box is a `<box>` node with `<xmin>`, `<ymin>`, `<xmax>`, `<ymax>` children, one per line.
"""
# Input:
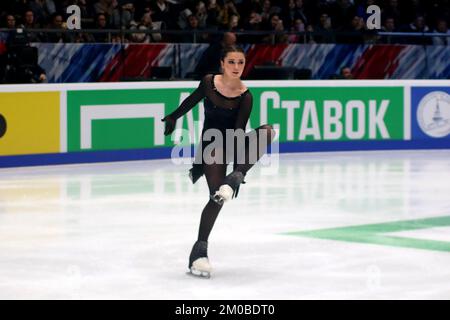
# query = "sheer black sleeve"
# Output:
<box><xmin>168</xmin><ymin>76</ymin><xmax>207</xmax><ymax>120</ymax></box>
<box><xmin>234</xmin><ymin>91</ymin><xmax>253</xmax><ymax>130</ymax></box>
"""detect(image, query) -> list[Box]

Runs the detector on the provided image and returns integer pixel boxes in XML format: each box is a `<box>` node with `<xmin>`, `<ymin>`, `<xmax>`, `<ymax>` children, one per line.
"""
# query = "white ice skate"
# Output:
<box><xmin>211</xmin><ymin>184</ymin><xmax>234</xmax><ymax>205</ymax></box>
<box><xmin>188</xmin><ymin>240</ymin><xmax>212</xmax><ymax>279</ymax></box>
<box><xmin>211</xmin><ymin>171</ymin><xmax>245</xmax><ymax>205</ymax></box>
<box><xmin>189</xmin><ymin>257</ymin><xmax>212</xmax><ymax>278</ymax></box>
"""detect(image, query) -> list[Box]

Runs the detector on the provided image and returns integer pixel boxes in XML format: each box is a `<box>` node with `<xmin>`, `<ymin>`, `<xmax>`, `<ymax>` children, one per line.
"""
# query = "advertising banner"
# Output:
<box><xmin>0</xmin><ymin>81</ymin><xmax>449</xmax><ymax>168</ymax></box>
<box><xmin>0</xmin><ymin>91</ymin><xmax>60</xmax><ymax>156</ymax></box>
<box><xmin>251</xmin><ymin>86</ymin><xmax>404</xmax><ymax>143</ymax></box>
<box><xmin>66</xmin><ymin>86</ymin><xmax>404</xmax><ymax>153</ymax></box>
<box><xmin>67</xmin><ymin>89</ymin><xmax>175</xmax><ymax>151</ymax></box>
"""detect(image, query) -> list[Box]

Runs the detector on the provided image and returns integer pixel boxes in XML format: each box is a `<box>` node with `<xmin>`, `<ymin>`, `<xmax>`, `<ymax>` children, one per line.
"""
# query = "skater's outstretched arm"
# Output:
<box><xmin>162</xmin><ymin>75</ymin><xmax>207</xmax><ymax>135</ymax></box>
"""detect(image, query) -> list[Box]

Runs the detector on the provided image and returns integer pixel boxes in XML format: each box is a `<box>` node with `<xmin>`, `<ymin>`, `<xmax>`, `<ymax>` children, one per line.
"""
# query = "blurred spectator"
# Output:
<box><xmin>341</xmin><ymin>66</ymin><xmax>353</xmax><ymax>79</ymax></box>
<box><xmin>94</xmin><ymin>0</ymin><xmax>115</xmax><ymax>17</ymax></box>
<box><xmin>22</xmin><ymin>10</ymin><xmax>43</xmax><ymax>42</ymax></box>
<box><xmin>144</xmin><ymin>12</ymin><xmax>163</xmax><ymax>42</ymax></box>
<box><xmin>180</xmin><ymin>14</ymin><xmax>207</xmax><ymax>43</ymax></box>
<box><xmin>288</xmin><ymin>18</ymin><xmax>305</xmax><ymax>43</ymax></box>
<box><xmin>305</xmin><ymin>24</ymin><xmax>316</xmax><ymax>43</ymax></box>
<box><xmin>217</xmin><ymin>0</ymin><xmax>240</xmax><ymax>30</ymax></box>
<box><xmin>193</xmin><ymin>31</ymin><xmax>236</xmax><ymax>77</ymax></box>
<box><xmin>5</xmin><ymin>14</ymin><xmax>17</xmax><ymax>29</ymax></box>
<box><xmin>379</xmin><ymin>16</ymin><xmax>397</xmax><ymax>44</ymax></box>
<box><xmin>205</xmin><ymin>0</ymin><xmax>220</xmax><ymax>29</ymax></box>
<box><xmin>432</xmin><ymin>18</ymin><xmax>450</xmax><ymax>45</ymax></box>
<box><xmin>195</xmin><ymin>1</ymin><xmax>208</xmax><ymax>29</ymax></box>
<box><xmin>314</xmin><ymin>12</ymin><xmax>335</xmax><ymax>43</ymax></box>
<box><xmin>226</xmin><ymin>14</ymin><xmax>240</xmax><ymax>32</ymax></box>
<box><xmin>401</xmin><ymin>15</ymin><xmax>431</xmax><ymax>44</ymax></box>
<box><xmin>134</xmin><ymin>0</ymin><xmax>153</xmax><ymax>20</ymax></box>
<box><xmin>151</xmin><ymin>0</ymin><xmax>175</xmax><ymax>29</ymax></box>
<box><xmin>282</xmin><ymin>0</ymin><xmax>308</xmax><ymax>30</ymax></box>
<box><xmin>331</xmin><ymin>0</ymin><xmax>356</xmax><ymax>30</ymax></box>
<box><xmin>129</xmin><ymin>12</ymin><xmax>163</xmax><ymax>43</ymax></box>
<box><xmin>260</xmin><ymin>0</ymin><xmax>273</xmax><ymax>25</ymax></box>
<box><xmin>238</xmin><ymin>0</ymin><xmax>263</xmax><ymax>21</ymax></box>
<box><xmin>178</xmin><ymin>8</ymin><xmax>192</xmax><ymax>30</ymax></box>
<box><xmin>110</xmin><ymin>1</ymin><xmax>135</xmax><ymax>29</ymax></box>
<box><xmin>29</xmin><ymin>0</ymin><xmax>57</xmax><ymax>26</ymax></box>
<box><xmin>262</xmin><ymin>13</ymin><xmax>288</xmax><ymax>44</ymax></box>
<box><xmin>341</xmin><ymin>15</ymin><xmax>365</xmax><ymax>44</ymax></box>
<box><xmin>241</xmin><ymin>10</ymin><xmax>263</xmax><ymax>43</ymax></box>
<box><xmin>93</xmin><ymin>13</ymin><xmax>109</xmax><ymax>42</ymax></box>
<box><xmin>383</xmin><ymin>16</ymin><xmax>396</xmax><ymax>32</ymax></box>
<box><xmin>22</xmin><ymin>10</ymin><xmax>40</xmax><ymax>28</ymax></box>
<box><xmin>244</xmin><ymin>10</ymin><xmax>263</xmax><ymax>31</ymax></box>
<box><xmin>45</xmin><ymin>13</ymin><xmax>69</xmax><ymax>43</ymax></box>
<box><xmin>383</xmin><ymin>0</ymin><xmax>402</xmax><ymax>25</ymax></box>
<box><xmin>128</xmin><ymin>20</ymin><xmax>141</xmax><ymax>42</ymax></box>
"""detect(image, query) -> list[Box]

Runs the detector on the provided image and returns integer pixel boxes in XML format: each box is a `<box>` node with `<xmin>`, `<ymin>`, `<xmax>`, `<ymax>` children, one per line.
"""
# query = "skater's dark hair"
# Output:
<box><xmin>220</xmin><ymin>45</ymin><xmax>245</xmax><ymax>61</ymax></box>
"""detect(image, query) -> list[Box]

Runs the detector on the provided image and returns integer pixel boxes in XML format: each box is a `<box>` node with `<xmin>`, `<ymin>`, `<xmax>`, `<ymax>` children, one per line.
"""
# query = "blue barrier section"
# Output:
<box><xmin>0</xmin><ymin>147</ymin><xmax>173</xmax><ymax>168</ymax></box>
<box><xmin>2</xmin><ymin>140</ymin><xmax>450</xmax><ymax>169</ymax></box>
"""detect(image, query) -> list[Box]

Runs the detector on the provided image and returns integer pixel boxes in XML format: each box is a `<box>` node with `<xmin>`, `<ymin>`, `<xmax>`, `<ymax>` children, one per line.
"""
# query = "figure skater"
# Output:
<box><xmin>161</xmin><ymin>45</ymin><xmax>275</xmax><ymax>278</ymax></box>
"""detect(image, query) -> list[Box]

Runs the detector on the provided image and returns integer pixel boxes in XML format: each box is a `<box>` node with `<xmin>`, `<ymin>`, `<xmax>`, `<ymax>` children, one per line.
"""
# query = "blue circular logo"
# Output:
<box><xmin>417</xmin><ymin>91</ymin><xmax>450</xmax><ymax>138</ymax></box>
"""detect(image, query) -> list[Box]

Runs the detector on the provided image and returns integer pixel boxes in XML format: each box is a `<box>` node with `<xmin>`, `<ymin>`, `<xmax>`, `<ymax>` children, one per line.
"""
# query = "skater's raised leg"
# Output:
<box><xmin>212</xmin><ymin>124</ymin><xmax>275</xmax><ymax>204</ymax></box>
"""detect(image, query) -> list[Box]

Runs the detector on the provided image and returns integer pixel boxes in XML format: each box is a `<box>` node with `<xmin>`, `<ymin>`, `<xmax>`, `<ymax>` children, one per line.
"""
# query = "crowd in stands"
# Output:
<box><xmin>0</xmin><ymin>0</ymin><xmax>449</xmax><ymax>44</ymax></box>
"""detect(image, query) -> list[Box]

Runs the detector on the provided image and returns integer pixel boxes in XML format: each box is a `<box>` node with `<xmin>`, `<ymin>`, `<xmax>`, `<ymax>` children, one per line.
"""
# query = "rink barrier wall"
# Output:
<box><xmin>0</xmin><ymin>80</ymin><xmax>449</xmax><ymax>168</ymax></box>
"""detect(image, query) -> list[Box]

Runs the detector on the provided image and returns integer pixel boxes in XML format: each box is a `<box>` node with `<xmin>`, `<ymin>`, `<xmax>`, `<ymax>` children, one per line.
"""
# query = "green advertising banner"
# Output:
<box><xmin>67</xmin><ymin>88</ymin><xmax>192</xmax><ymax>152</ymax></box>
<box><xmin>252</xmin><ymin>86</ymin><xmax>404</xmax><ymax>142</ymax></box>
<box><xmin>67</xmin><ymin>86</ymin><xmax>404</xmax><ymax>152</ymax></box>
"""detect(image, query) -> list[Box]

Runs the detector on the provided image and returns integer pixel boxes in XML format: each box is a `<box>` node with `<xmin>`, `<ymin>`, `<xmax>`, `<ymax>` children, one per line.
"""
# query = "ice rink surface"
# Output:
<box><xmin>1</xmin><ymin>150</ymin><xmax>450</xmax><ymax>299</ymax></box>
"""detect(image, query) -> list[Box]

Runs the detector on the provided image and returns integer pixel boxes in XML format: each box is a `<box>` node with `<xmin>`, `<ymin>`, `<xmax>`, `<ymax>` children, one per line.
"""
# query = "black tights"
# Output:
<box><xmin>197</xmin><ymin>124</ymin><xmax>275</xmax><ymax>242</ymax></box>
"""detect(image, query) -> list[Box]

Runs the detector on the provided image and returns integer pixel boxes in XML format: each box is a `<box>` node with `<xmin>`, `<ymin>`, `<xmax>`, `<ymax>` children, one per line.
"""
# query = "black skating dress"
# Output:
<box><xmin>168</xmin><ymin>74</ymin><xmax>253</xmax><ymax>196</ymax></box>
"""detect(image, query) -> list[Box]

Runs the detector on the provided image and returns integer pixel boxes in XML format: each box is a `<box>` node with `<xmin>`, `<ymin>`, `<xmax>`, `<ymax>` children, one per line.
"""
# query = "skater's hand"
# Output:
<box><xmin>161</xmin><ymin>115</ymin><xmax>176</xmax><ymax>135</ymax></box>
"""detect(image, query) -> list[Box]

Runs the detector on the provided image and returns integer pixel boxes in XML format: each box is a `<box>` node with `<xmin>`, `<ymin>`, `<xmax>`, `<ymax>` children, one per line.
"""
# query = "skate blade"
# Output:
<box><xmin>187</xmin><ymin>268</ymin><xmax>211</xmax><ymax>279</ymax></box>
